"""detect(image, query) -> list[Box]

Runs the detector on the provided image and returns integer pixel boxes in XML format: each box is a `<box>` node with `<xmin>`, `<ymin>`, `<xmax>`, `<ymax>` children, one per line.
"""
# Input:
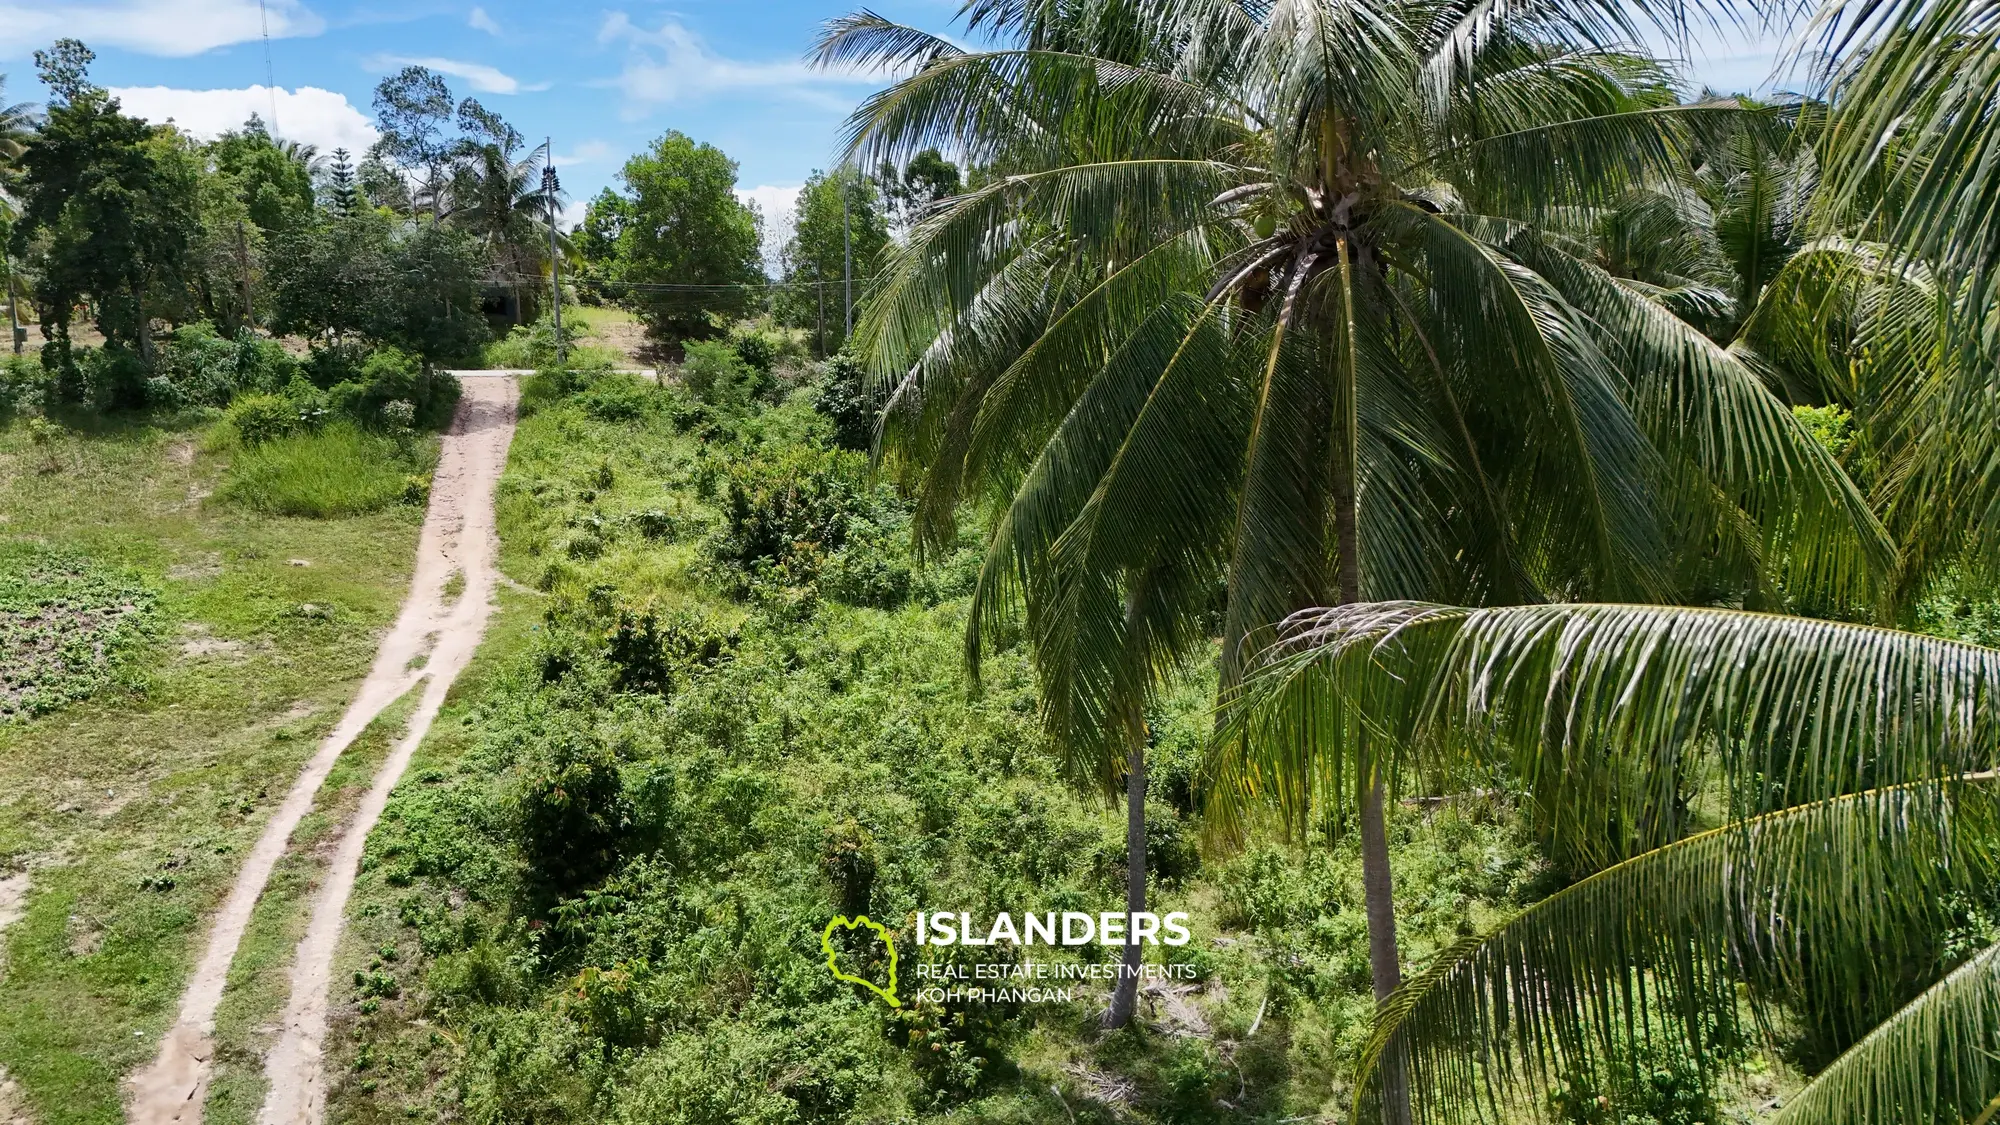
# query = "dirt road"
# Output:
<box><xmin>127</xmin><ymin>375</ymin><xmax>518</xmax><ymax>1125</ymax></box>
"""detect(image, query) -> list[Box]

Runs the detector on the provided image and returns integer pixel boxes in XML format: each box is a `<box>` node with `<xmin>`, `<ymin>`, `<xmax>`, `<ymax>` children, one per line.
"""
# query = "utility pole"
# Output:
<box><xmin>4</xmin><ymin>253</ymin><xmax>21</xmax><ymax>355</ymax></box>
<box><xmin>236</xmin><ymin>221</ymin><xmax>255</xmax><ymax>333</ymax></box>
<box><xmin>543</xmin><ymin>141</ymin><xmax>565</xmax><ymax>365</ymax></box>
<box><xmin>843</xmin><ymin>169</ymin><xmax>853</xmax><ymax>341</ymax></box>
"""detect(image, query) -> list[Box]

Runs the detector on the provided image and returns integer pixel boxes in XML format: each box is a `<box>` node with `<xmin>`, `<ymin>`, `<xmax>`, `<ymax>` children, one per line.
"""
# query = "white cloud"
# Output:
<box><xmin>737</xmin><ymin>185</ymin><xmax>802</xmax><ymax>273</ymax></box>
<box><xmin>597</xmin><ymin>13</ymin><xmax>876</xmax><ymax>114</ymax></box>
<box><xmin>552</xmin><ymin>140</ymin><xmax>612</xmax><ymax>167</ymax></box>
<box><xmin>364</xmin><ymin>54</ymin><xmax>545</xmax><ymax>96</ymax></box>
<box><xmin>558</xmin><ymin>199</ymin><xmax>587</xmax><ymax>233</ymax></box>
<box><xmin>0</xmin><ymin>0</ymin><xmax>323</xmax><ymax>59</ymax></box>
<box><xmin>112</xmin><ymin>85</ymin><xmax>379</xmax><ymax>155</ymax></box>
<box><xmin>468</xmin><ymin>6</ymin><xmax>501</xmax><ymax>35</ymax></box>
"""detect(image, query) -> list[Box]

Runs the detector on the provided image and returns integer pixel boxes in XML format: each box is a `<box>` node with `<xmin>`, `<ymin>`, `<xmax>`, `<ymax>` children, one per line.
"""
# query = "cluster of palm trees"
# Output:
<box><xmin>820</xmin><ymin>0</ymin><xmax>2000</xmax><ymax>1117</ymax></box>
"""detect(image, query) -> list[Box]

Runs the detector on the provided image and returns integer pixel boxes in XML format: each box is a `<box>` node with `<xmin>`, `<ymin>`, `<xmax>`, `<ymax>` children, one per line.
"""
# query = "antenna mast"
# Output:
<box><xmin>259</xmin><ymin>0</ymin><xmax>281</xmax><ymax>138</ymax></box>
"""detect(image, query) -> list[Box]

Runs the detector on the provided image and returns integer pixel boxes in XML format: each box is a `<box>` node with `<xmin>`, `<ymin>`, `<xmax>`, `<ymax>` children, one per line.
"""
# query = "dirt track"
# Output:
<box><xmin>127</xmin><ymin>375</ymin><xmax>518</xmax><ymax>1125</ymax></box>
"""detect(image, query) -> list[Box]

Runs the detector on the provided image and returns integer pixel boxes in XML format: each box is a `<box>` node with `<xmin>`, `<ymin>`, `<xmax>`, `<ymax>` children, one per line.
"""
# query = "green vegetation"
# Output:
<box><xmin>577</xmin><ymin>132</ymin><xmax>765</xmax><ymax>346</ymax></box>
<box><xmin>7</xmin><ymin>0</ymin><xmax>2000</xmax><ymax>1116</ymax></box>
<box><xmin>219</xmin><ymin>424</ymin><xmax>437</xmax><ymax>519</ymax></box>
<box><xmin>317</xmin><ymin>355</ymin><xmax>1577</xmax><ymax>1123</ymax></box>
<box><xmin>0</xmin><ymin>546</ymin><xmax>155</xmax><ymax>719</ymax></box>
<box><xmin>0</xmin><ymin>408</ymin><xmax>428</xmax><ymax>1122</ymax></box>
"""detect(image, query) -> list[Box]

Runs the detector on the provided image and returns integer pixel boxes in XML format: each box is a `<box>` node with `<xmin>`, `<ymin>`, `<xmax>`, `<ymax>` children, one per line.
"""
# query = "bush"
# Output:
<box><xmin>813</xmin><ymin>353</ymin><xmax>878</xmax><ymax>452</ymax></box>
<box><xmin>485</xmin><ymin>315</ymin><xmax>589</xmax><ymax>369</ymax></box>
<box><xmin>0</xmin><ymin>355</ymin><xmax>46</xmax><ymax>416</ymax></box>
<box><xmin>679</xmin><ymin>339</ymin><xmax>772</xmax><ymax>408</ymax></box>
<box><xmin>711</xmin><ymin>445</ymin><xmax>872</xmax><ymax>582</ymax></box>
<box><xmin>576</xmin><ymin>372</ymin><xmax>655</xmax><ymax>422</ymax></box>
<box><xmin>220</xmin><ymin>423</ymin><xmax>434</xmax><ymax>517</ymax></box>
<box><xmin>226</xmin><ymin>393</ymin><xmax>305</xmax><ymax>445</ymax></box>
<box><xmin>303</xmin><ymin>342</ymin><xmax>371</xmax><ymax>389</ymax></box>
<box><xmin>603</xmin><ymin>606</ymin><xmax>736</xmax><ymax>695</ymax></box>
<box><xmin>80</xmin><ymin>346</ymin><xmax>148</xmax><ymax>412</ymax></box>
<box><xmin>511</xmin><ymin>724</ymin><xmax>629</xmax><ymax>894</ymax></box>
<box><xmin>152</xmin><ymin>323</ymin><xmax>304</xmax><ymax>408</ymax></box>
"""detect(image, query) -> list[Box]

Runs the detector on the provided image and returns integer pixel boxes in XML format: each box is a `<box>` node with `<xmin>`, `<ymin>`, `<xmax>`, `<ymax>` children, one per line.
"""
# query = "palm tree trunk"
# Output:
<box><xmin>1330</xmin><ymin>251</ymin><xmax>1408</xmax><ymax>1124</ymax></box>
<box><xmin>1104</xmin><ymin>728</ymin><xmax>1146</xmax><ymax>1029</ymax></box>
<box><xmin>1106</xmin><ymin>585</ymin><xmax>1150</xmax><ymax>1030</ymax></box>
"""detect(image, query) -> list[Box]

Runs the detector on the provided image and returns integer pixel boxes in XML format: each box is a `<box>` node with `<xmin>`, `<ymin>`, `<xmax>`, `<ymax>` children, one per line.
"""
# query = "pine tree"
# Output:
<box><xmin>324</xmin><ymin>147</ymin><xmax>358</xmax><ymax>216</ymax></box>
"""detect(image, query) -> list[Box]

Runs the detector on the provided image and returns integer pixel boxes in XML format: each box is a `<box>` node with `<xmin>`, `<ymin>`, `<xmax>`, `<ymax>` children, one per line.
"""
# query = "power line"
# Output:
<box><xmin>585</xmin><ymin>276</ymin><xmax>883</xmax><ymax>293</ymax></box>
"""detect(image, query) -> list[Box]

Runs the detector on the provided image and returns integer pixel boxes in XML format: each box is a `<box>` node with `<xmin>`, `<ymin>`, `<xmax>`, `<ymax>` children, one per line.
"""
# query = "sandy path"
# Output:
<box><xmin>126</xmin><ymin>376</ymin><xmax>518</xmax><ymax>1125</ymax></box>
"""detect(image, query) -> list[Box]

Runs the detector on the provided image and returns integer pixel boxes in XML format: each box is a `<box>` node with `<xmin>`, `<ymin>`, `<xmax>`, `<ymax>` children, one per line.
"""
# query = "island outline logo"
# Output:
<box><xmin>822</xmin><ymin>914</ymin><xmax>900</xmax><ymax>1007</ymax></box>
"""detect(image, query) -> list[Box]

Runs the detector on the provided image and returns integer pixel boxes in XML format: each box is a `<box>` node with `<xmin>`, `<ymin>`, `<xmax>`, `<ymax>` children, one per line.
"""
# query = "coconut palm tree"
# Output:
<box><xmin>818</xmin><ymin>0</ymin><xmax>1891</xmax><ymax>1031</ymax></box>
<box><xmin>442</xmin><ymin>138</ymin><xmax>561</xmax><ymax>324</ymax></box>
<box><xmin>1221</xmin><ymin>600</ymin><xmax>2000</xmax><ymax>1122</ymax></box>
<box><xmin>0</xmin><ymin>73</ymin><xmax>39</xmax><ymax>206</ymax></box>
<box><xmin>1769</xmin><ymin>0</ymin><xmax>2000</xmax><ymax>606</ymax></box>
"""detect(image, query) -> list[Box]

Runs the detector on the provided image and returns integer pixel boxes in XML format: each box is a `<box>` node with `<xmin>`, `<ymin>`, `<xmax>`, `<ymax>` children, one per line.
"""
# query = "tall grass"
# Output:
<box><xmin>220</xmin><ymin>423</ymin><xmax>436</xmax><ymax>518</ymax></box>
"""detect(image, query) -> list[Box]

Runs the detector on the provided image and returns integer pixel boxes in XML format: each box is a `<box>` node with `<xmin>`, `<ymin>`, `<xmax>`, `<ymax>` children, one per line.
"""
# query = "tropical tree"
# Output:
<box><xmin>441</xmin><ymin>125</ymin><xmax>559</xmax><ymax>324</ymax></box>
<box><xmin>11</xmin><ymin>43</ymin><xmax>201</xmax><ymax>385</ymax></box>
<box><xmin>601</xmin><ymin>130</ymin><xmax>763</xmax><ymax>346</ymax></box>
<box><xmin>817</xmin><ymin>0</ymin><xmax>1890</xmax><ymax>1030</ymax></box>
<box><xmin>1221</xmin><ymin>600</ymin><xmax>2000</xmax><ymax>1123</ymax></box>
<box><xmin>210</xmin><ymin>115</ymin><xmax>317</xmax><ymax>236</ymax></box>
<box><xmin>1758</xmin><ymin>0</ymin><xmax>2000</xmax><ymax>609</ymax></box>
<box><xmin>0</xmin><ymin>73</ymin><xmax>36</xmax><ymax>189</ymax></box>
<box><xmin>878</xmin><ymin>147</ymin><xmax>962</xmax><ymax>230</ymax></box>
<box><xmin>774</xmin><ymin>167</ymin><xmax>890</xmax><ymax>355</ymax></box>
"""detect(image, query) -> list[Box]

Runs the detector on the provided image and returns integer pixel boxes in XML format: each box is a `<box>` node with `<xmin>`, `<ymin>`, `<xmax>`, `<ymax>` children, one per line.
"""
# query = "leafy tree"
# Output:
<box><xmin>268</xmin><ymin>210</ymin><xmax>486</xmax><ymax>361</ymax></box>
<box><xmin>358</xmin><ymin>151</ymin><xmax>411</xmax><ymax>213</ymax></box>
<box><xmin>575</xmin><ymin>187</ymin><xmax>628</xmax><ymax>266</ymax></box>
<box><xmin>11</xmin><ymin>47</ymin><xmax>202</xmax><ymax>387</ymax></box>
<box><xmin>1224</xmin><ymin>601</ymin><xmax>2000</xmax><ymax>1125</ymax></box>
<box><xmin>379</xmin><ymin>211</ymin><xmax>492</xmax><ymax>362</ymax></box>
<box><xmin>878</xmin><ymin>148</ymin><xmax>961</xmax><ymax>229</ymax></box>
<box><xmin>775</xmin><ymin>168</ymin><xmax>888</xmax><ymax>356</ymax></box>
<box><xmin>209</xmin><ymin>115</ymin><xmax>316</xmax><ymax>235</ymax></box>
<box><xmin>603</xmin><ymin>130</ymin><xmax>763</xmax><ymax>345</ymax></box>
<box><xmin>30</xmin><ymin>39</ymin><xmax>92</xmax><ymax>106</ymax></box>
<box><xmin>268</xmin><ymin>210</ymin><xmax>393</xmax><ymax>345</ymax></box>
<box><xmin>817</xmin><ymin>0</ymin><xmax>1888</xmax><ymax>1039</ymax></box>
<box><xmin>370</xmin><ymin>65</ymin><xmax>458</xmax><ymax>216</ymax></box>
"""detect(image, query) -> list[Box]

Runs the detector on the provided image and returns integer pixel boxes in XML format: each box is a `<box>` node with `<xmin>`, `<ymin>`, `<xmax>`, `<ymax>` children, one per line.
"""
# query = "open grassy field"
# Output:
<box><xmin>0</xmin><ymin>409</ymin><xmax>434</xmax><ymax>1124</ymax></box>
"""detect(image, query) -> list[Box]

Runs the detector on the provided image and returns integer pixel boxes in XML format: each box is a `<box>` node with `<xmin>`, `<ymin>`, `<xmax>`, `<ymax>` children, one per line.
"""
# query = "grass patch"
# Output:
<box><xmin>0</xmin><ymin>410</ymin><xmax>424</xmax><ymax>1123</ymax></box>
<box><xmin>0</xmin><ymin>547</ymin><xmax>156</xmax><ymax>719</ymax></box>
<box><xmin>220</xmin><ymin>425</ymin><xmax>436</xmax><ymax>519</ymax></box>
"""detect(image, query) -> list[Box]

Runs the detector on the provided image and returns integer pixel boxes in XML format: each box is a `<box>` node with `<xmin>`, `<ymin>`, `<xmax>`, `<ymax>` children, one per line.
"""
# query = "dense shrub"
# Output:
<box><xmin>511</xmin><ymin>724</ymin><xmax>630</xmax><ymax>895</ymax></box>
<box><xmin>0</xmin><ymin>355</ymin><xmax>46</xmax><ymax>416</ymax></box>
<box><xmin>604</xmin><ymin>606</ymin><xmax>737</xmax><ymax>695</ymax></box>
<box><xmin>80</xmin><ymin>345</ymin><xmax>148</xmax><ymax>412</ymax></box>
<box><xmin>152</xmin><ymin>322</ymin><xmax>302</xmax><ymax>407</ymax></box>
<box><xmin>225</xmin><ymin>393</ymin><xmax>306</xmax><ymax>445</ymax></box>
<box><xmin>485</xmin><ymin>315</ymin><xmax>589</xmax><ymax>370</ymax></box>
<box><xmin>813</xmin><ymin>353</ymin><xmax>878</xmax><ymax>453</ymax></box>
<box><xmin>680</xmin><ymin>339</ymin><xmax>772</xmax><ymax>407</ymax></box>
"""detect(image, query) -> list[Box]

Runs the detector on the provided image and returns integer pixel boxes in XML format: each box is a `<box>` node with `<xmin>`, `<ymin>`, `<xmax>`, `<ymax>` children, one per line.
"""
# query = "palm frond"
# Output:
<box><xmin>1216</xmin><ymin>601</ymin><xmax>2000</xmax><ymax>853</ymax></box>
<box><xmin>1354</xmin><ymin>780</ymin><xmax>2000</xmax><ymax>1124</ymax></box>
<box><xmin>1772</xmin><ymin>937</ymin><xmax>2000</xmax><ymax>1125</ymax></box>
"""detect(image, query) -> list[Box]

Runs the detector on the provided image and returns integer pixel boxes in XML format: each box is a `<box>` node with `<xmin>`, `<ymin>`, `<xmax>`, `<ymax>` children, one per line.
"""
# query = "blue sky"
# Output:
<box><xmin>0</xmin><ymin>0</ymin><xmax>1798</xmax><ymax>258</ymax></box>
